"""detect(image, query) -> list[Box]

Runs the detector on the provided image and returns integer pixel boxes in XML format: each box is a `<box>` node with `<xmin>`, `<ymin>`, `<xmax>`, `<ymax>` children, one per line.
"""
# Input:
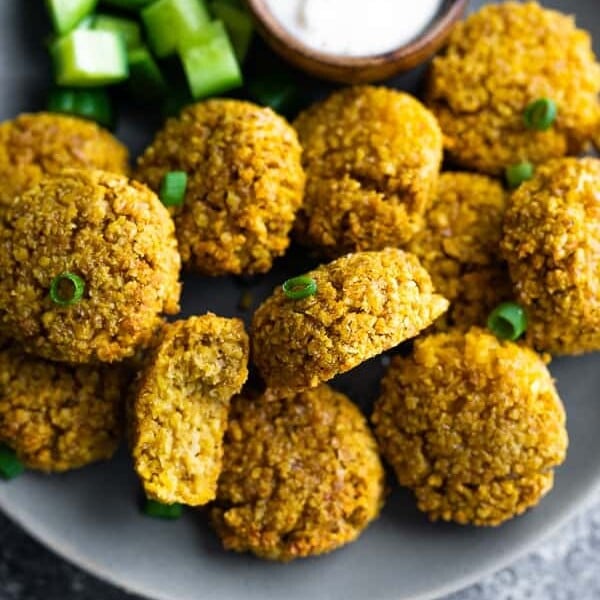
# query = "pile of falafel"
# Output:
<box><xmin>0</xmin><ymin>1</ymin><xmax>598</xmax><ymax>562</ymax></box>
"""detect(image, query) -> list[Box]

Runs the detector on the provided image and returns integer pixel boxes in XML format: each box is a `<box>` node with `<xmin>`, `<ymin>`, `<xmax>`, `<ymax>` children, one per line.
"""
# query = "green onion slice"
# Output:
<box><xmin>49</xmin><ymin>272</ymin><xmax>85</xmax><ymax>306</ymax></box>
<box><xmin>0</xmin><ymin>444</ymin><xmax>25</xmax><ymax>480</ymax></box>
<box><xmin>523</xmin><ymin>98</ymin><xmax>557</xmax><ymax>131</ymax></box>
<box><xmin>282</xmin><ymin>276</ymin><xmax>318</xmax><ymax>300</ymax></box>
<box><xmin>505</xmin><ymin>162</ymin><xmax>534</xmax><ymax>189</ymax></box>
<box><xmin>143</xmin><ymin>498</ymin><xmax>183</xmax><ymax>520</ymax></box>
<box><xmin>487</xmin><ymin>302</ymin><xmax>528</xmax><ymax>341</ymax></box>
<box><xmin>47</xmin><ymin>88</ymin><xmax>114</xmax><ymax>130</ymax></box>
<box><xmin>159</xmin><ymin>171</ymin><xmax>188</xmax><ymax>207</ymax></box>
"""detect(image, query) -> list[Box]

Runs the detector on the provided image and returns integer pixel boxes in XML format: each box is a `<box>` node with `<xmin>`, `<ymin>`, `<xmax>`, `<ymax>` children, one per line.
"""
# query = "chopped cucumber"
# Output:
<box><xmin>93</xmin><ymin>14</ymin><xmax>142</xmax><ymax>50</ymax></box>
<box><xmin>210</xmin><ymin>1</ymin><xmax>253</xmax><ymax>62</ymax></box>
<box><xmin>48</xmin><ymin>87</ymin><xmax>114</xmax><ymax>129</ymax></box>
<box><xmin>51</xmin><ymin>29</ymin><xmax>129</xmax><ymax>87</ymax></box>
<box><xmin>128</xmin><ymin>46</ymin><xmax>167</xmax><ymax>100</ymax></box>
<box><xmin>179</xmin><ymin>20</ymin><xmax>242</xmax><ymax>99</ymax></box>
<box><xmin>100</xmin><ymin>0</ymin><xmax>153</xmax><ymax>9</ymax></box>
<box><xmin>46</xmin><ymin>0</ymin><xmax>98</xmax><ymax>34</ymax></box>
<box><xmin>142</xmin><ymin>0</ymin><xmax>211</xmax><ymax>58</ymax></box>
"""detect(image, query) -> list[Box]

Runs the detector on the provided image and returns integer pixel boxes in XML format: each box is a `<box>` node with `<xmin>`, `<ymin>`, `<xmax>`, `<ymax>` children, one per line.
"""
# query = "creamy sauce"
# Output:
<box><xmin>265</xmin><ymin>0</ymin><xmax>444</xmax><ymax>57</ymax></box>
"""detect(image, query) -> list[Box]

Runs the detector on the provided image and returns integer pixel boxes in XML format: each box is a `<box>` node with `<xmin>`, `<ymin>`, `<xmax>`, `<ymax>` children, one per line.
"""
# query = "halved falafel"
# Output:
<box><xmin>131</xmin><ymin>315</ymin><xmax>249</xmax><ymax>506</ymax></box>
<box><xmin>251</xmin><ymin>249</ymin><xmax>449</xmax><ymax>392</ymax></box>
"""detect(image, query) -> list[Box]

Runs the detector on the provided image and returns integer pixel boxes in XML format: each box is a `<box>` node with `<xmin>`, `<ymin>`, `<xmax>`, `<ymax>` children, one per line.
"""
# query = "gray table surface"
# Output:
<box><xmin>1</xmin><ymin>491</ymin><xmax>599</xmax><ymax>600</ymax></box>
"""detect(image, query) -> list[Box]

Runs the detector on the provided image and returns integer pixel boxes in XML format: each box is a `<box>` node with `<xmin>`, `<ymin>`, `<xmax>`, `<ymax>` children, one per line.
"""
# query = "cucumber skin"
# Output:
<box><xmin>142</xmin><ymin>0</ymin><xmax>212</xmax><ymax>58</ymax></box>
<box><xmin>210</xmin><ymin>2</ymin><xmax>253</xmax><ymax>62</ymax></box>
<box><xmin>46</xmin><ymin>0</ymin><xmax>99</xmax><ymax>34</ymax></box>
<box><xmin>179</xmin><ymin>21</ymin><xmax>242</xmax><ymax>99</ymax></box>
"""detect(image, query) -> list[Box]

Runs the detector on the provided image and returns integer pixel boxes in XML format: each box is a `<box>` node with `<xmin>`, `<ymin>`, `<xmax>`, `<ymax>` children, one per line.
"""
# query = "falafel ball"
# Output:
<box><xmin>211</xmin><ymin>384</ymin><xmax>385</xmax><ymax>561</ymax></box>
<box><xmin>252</xmin><ymin>249</ymin><xmax>449</xmax><ymax>392</ymax></box>
<box><xmin>501</xmin><ymin>157</ymin><xmax>600</xmax><ymax>355</ymax></box>
<box><xmin>425</xmin><ymin>2</ymin><xmax>600</xmax><ymax>176</ymax></box>
<box><xmin>134</xmin><ymin>100</ymin><xmax>305</xmax><ymax>276</ymax></box>
<box><xmin>372</xmin><ymin>328</ymin><xmax>568</xmax><ymax>526</ymax></box>
<box><xmin>0</xmin><ymin>343</ymin><xmax>126</xmax><ymax>472</ymax></box>
<box><xmin>0</xmin><ymin>112</ymin><xmax>129</xmax><ymax>209</ymax></box>
<box><xmin>0</xmin><ymin>169</ymin><xmax>181</xmax><ymax>364</ymax></box>
<box><xmin>293</xmin><ymin>86</ymin><xmax>443</xmax><ymax>257</ymax></box>
<box><xmin>132</xmin><ymin>315</ymin><xmax>249</xmax><ymax>506</ymax></box>
<box><xmin>409</xmin><ymin>172</ymin><xmax>512</xmax><ymax>330</ymax></box>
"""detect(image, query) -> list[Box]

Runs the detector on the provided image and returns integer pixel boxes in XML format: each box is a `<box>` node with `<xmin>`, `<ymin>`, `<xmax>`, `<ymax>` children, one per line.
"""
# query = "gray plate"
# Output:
<box><xmin>1</xmin><ymin>1</ymin><xmax>599</xmax><ymax>599</ymax></box>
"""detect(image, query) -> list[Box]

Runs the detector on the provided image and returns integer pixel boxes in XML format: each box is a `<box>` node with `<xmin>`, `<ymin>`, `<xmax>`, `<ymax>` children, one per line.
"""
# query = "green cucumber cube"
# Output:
<box><xmin>142</xmin><ymin>0</ymin><xmax>211</xmax><ymax>57</ymax></box>
<box><xmin>210</xmin><ymin>1</ymin><xmax>253</xmax><ymax>62</ymax></box>
<box><xmin>93</xmin><ymin>14</ymin><xmax>142</xmax><ymax>50</ymax></box>
<box><xmin>52</xmin><ymin>29</ymin><xmax>129</xmax><ymax>87</ymax></box>
<box><xmin>128</xmin><ymin>46</ymin><xmax>167</xmax><ymax>100</ymax></box>
<box><xmin>46</xmin><ymin>0</ymin><xmax>98</xmax><ymax>34</ymax></box>
<box><xmin>179</xmin><ymin>20</ymin><xmax>242</xmax><ymax>99</ymax></box>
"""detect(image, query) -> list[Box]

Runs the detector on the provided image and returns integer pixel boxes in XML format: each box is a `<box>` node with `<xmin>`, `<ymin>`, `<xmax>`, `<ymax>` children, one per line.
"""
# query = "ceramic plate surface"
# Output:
<box><xmin>0</xmin><ymin>1</ymin><xmax>599</xmax><ymax>599</ymax></box>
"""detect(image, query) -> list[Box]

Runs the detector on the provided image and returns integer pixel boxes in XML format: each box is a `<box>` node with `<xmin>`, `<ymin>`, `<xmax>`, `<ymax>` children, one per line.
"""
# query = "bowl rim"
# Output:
<box><xmin>243</xmin><ymin>0</ymin><xmax>468</xmax><ymax>67</ymax></box>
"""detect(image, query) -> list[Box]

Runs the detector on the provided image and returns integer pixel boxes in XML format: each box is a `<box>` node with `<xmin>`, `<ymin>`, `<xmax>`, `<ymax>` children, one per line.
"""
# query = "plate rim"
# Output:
<box><xmin>2</xmin><ymin>476</ymin><xmax>599</xmax><ymax>600</ymax></box>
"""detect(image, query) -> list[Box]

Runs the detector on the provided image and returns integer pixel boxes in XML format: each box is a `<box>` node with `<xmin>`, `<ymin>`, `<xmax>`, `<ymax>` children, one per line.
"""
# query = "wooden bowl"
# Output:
<box><xmin>244</xmin><ymin>0</ymin><xmax>468</xmax><ymax>84</ymax></box>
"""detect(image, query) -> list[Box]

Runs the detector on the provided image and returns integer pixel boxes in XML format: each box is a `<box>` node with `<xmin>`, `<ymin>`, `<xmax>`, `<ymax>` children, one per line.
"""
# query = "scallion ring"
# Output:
<box><xmin>282</xmin><ymin>275</ymin><xmax>317</xmax><ymax>300</ymax></box>
<box><xmin>505</xmin><ymin>162</ymin><xmax>534</xmax><ymax>189</ymax></box>
<box><xmin>523</xmin><ymin>98</ymin><xmax>557</xmax><ymax>131</ymax></box>
<box><xmin>159</xmin><ymin>171</ymin><xmax>188</xmax><ymax>207</ymax></box>
<box><xmin>143</xmin><ymin>498</ymin><xmax>183</xmax><ymax>520</ymax></box>
<box><xmin>49</xmin><ymin>272</ymin><xmax>85</xmax><ymax>306</ymax></box>
<box><xmin>0</xmin><ymin>444</ymin><xmax>25</xmax><ymax>480</ymax></box>
<box><xmin>487</xmin><ymin>302</ymin><xmax>528</xmax><ymax>341</ymax></box>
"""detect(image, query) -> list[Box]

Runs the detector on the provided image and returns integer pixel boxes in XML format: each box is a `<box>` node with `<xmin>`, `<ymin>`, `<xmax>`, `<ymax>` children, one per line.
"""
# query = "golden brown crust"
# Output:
<box><xmin>135</xmin><ymin>100</ymin><xmax>305</xmax><ymax>276</ymax></box>
<box><xmin>0</xmin><ymin>112</ymin><xmax>129</xmax><ymax>208</ymax></box>
<box><xmin>293</xmin><ymin>86</ymin><xmax>443</xmax><ymax>257</ymax></box>
<box><xmin>131</xmin><ymin>315</ymin><xmax>249</xmax><ymax>506</ymax></box>
<box><xmin>425</xmin><ymin>2</ymin><xmax>600</xmax><ymax>175</ymax></box>
<box><xmin>372</xmin><ymin>328</ymin><xmax>568</xmax><ymax>526</ymax></box>
<box><xmin>0</xmin><ymin>343</ymin><xmax>126</xmax><ymax>472</ymax></box>
<box><xmin>211</xmin><ymin>384</ymin><xmax>385</xmax><ymax>561</ymax></box>
<box><xmin>0</xmin><ymin>169</ymin><xmax>181</xmax><ymax>364</ymax></box>
<box><xmin>409</xmin><ymin>172</ymin><xmax>512</xmax><ymax>330</ymax></box>
<box><xmin>251</xmin><ymin>249</ymin><xmax>449</xmax><ymax>392</ymax></box>
<box><xmin>501</xmin><ymin>157</ymin><xmax>600</xmax><ymax>355</ymax></box>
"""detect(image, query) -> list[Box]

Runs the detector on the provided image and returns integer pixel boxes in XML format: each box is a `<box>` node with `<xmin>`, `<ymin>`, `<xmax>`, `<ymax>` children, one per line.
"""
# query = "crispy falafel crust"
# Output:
<box><xmin>132</xmin><ymin>315</ymin><xmax>249</xmax><ymax>506</ymax></box>
<box><xmin>425</xmin><ymin>2</ymin><xmax>600</xmax><ymax>175</ymax></box>
<box><xmin>372</xmin><ymin>328</ymin><xmax>568</xmax><ymax>526</ymax></box>
<box><xmin>0</xmin><ymin>169</ymin><xmax>181</xmax><ymax>364</ymax></box>
<box><xmin>211</xmin><ymin>385</ymin><xmax>385</xmax><ymax>561</ymax></box>
<box><xmin>0</xmin><ymin>344</ymin><xmax>125</xmax><ymax>472</ymax></box>
<box><xmin>293</xmin><ymin>86</ymin><xmax>442</xmax><ymax>257</ymax></box>
<box><xmin>135</xmin><ymin>100</ymin><xmax>305</xmax><ymax>276</ymax></box>
<box><xmin>409</xmin><ymin>172</ymin><xmax>512</xmax><ymax>330</ymax></box>
<box><xmin>0</xmin><ymin>112</ymin><xmax>129</xmax><ymax>208</ymax></box>
<box><xmin>501</xmin><ymin>157</ymin><xmax>600</xmax><ymax>355</ymax></box>
<box><xmin>251</xmin><ymin>249</ymin><xmax>449</xmax><ymax>392</ymax></box>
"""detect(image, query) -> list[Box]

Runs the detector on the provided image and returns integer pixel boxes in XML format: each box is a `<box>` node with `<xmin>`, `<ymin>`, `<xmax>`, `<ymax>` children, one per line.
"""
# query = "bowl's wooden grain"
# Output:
<box><xmin>243</xmin><ymin>0</ymin><xmax>468</xmax><ymax>83</ymax></box>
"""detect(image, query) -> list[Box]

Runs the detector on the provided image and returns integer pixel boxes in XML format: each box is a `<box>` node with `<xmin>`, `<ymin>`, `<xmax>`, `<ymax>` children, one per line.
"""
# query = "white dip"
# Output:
<box><xmin>264</xmin><ymin>0</ymin><xmax>444</xmax><ymax>57</ymax></box>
